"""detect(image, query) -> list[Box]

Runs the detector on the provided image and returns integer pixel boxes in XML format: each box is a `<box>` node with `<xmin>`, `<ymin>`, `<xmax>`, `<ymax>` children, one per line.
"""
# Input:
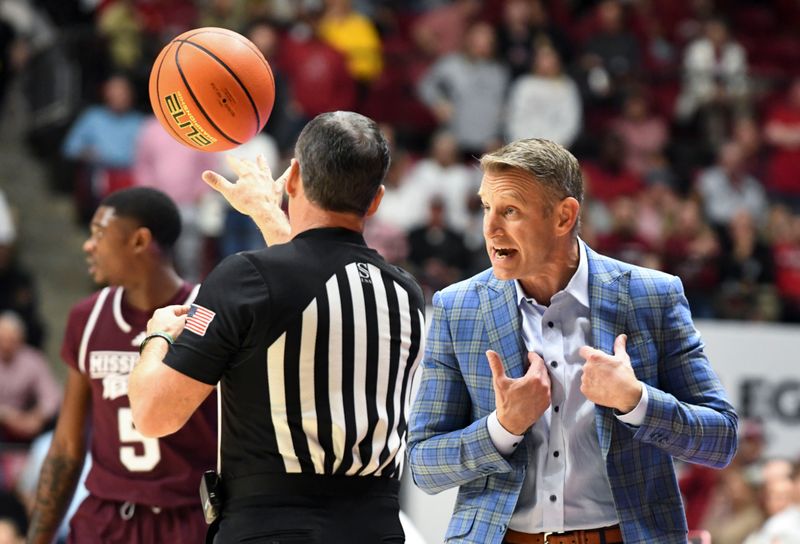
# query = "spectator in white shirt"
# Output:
<box><xmin>505</xmin><ymin>45</ymin><xmax>582</xmax><ymax>148</ymax></box>
<box><xmin>418</xmin><ymin>21</ymin><xmax>510</xmax><ymax>156</ymax></box>
<box><xmin>697</xmin><ymin>140</ymin><xmax>768</xmax><ymax>229</ymax></box>
<box><xmin>400</xmin><ymin>131</ymin><xmax>481</xmax><ymax>233</ymax></box>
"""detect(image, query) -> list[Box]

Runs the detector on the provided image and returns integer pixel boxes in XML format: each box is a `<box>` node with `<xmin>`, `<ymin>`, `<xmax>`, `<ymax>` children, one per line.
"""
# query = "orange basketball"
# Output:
<box><xmin>149</xmin><ymin>27</ymin><xmax>275</xmax><ymax>152</ymax></box>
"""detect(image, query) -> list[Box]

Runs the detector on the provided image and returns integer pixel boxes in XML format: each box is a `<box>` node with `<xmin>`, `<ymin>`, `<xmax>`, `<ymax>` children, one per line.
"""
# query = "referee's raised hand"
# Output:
<box><xmin>487</xmin><ymin>350</ymin><xmax>551</xmax><ymax>435</ymax></box>
<box><xmin>202</xmin><ymin>154</ymin><xmax>291</xmax><ymax>245</ymax></box>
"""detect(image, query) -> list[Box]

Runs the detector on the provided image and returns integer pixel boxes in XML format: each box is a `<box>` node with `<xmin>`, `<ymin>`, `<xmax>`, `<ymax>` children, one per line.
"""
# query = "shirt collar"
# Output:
<box><xmin>293</xmin><ymin>227</ymin><xmax>366</xmax><ymax>246</ymax></box>
<box><xmin>514</xmin><ymin>238</ymin><xmax>590</xmax><ymax>309</ymax></box>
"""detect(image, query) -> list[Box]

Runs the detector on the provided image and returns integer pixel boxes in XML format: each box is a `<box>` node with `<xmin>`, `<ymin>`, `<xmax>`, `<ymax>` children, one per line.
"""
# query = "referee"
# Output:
<box><xmin>129</xmin><ymin>112</ymin><xmax>426</xmax><ymax>543</ymax></box>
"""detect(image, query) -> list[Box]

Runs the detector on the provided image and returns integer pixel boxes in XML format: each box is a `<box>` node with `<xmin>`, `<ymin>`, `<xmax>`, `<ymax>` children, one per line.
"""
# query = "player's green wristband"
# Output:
<box><xmin>139</xmin><ymin>331</ymin><xmax>175</xmax><ymax>354</ymax></box>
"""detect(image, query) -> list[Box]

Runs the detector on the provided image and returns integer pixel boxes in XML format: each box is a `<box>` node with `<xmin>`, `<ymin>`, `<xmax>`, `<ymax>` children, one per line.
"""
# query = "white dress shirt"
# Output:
<box><xmin>487</xmin><ymin>239</ymin><xmax>649</xmax><ymax>532</ymax></box>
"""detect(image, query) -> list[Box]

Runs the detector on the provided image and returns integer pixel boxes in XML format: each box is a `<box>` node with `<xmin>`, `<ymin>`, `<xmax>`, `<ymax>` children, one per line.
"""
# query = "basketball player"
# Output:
<box><xmin>27</xmin><ymin>188</ymin><xmax>216</xmax><ymax>544</ymax></box>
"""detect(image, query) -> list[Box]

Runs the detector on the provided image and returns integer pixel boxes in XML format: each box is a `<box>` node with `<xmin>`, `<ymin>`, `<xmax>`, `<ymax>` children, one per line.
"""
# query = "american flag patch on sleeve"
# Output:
<box><xmin>185</xmin><ymin>304</ymin><xmax>216</xmax><ymax>336</ymax></box>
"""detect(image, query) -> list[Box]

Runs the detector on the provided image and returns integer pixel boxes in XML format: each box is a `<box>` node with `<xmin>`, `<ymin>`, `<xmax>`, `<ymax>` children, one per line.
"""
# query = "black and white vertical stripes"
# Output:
<box><xmin>266</xmin><ymin>262</ymin><xmax>425</xmax><ymax>478</ymax></box>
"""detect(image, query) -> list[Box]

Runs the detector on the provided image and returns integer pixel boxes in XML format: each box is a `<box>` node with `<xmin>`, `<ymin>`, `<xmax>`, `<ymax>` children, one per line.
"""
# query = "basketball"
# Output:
<box><xmin>149</xmin><ymin>27</ymin><xmax>275</xmax><ymax>152</ymax></box>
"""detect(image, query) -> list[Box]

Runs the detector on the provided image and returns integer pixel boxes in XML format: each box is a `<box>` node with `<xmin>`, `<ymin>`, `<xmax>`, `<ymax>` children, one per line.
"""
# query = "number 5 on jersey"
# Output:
<box><xmin>118</xmin><ymin>407</ymin><xmax>161</xmax><ymax>471</ymax></box>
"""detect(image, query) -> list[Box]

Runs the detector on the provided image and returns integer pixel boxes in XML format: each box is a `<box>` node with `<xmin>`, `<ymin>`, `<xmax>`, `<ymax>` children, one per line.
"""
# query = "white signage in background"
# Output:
<box><xmin>696</xmin><ymin>320</ymin><xmax>800</xmax><ymax>459</ymax></box>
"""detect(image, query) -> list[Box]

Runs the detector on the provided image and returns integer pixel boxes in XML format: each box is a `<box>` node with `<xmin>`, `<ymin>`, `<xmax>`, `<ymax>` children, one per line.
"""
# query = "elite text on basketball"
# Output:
<box><xmin>164</xmin><ymin>92</ymin><xmax>218</xmax><ymax>148</ymax></box>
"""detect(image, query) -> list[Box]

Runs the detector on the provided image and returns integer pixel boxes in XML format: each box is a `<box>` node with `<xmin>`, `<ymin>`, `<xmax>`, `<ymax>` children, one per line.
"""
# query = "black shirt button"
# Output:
<box><xmin>547</xmin><ymin>321</ymin><xmax>554</xmax><ymax>328</ymax></box>
<box><xmin>553</xmin><ymin>451</ymin><xmax>559</xmax><ymax>458</ymax></box>
<box><xmin>550</xmin><ymin>494</ymin><xmax>557</xmax><ymax>502</ymax></box>
<box><xmin>550</xmin><ymin>361</ymin><xmax>558</xmax><ymax>368</ymax></box>
<box><xmin>553</xmin><ymin>405</ymin><xmax>559</xmax><ymax>413</ymax></box>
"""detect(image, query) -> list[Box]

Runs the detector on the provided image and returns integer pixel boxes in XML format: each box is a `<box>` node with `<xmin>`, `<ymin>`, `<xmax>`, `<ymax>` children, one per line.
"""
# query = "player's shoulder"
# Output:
<box><xmin>67</xmin><ymin>286</ymin><xmax>117</xmax><ymax>322</ymax></box>
<box><xmin>178</xmin><ymin>282</ymin><xmax>200</xmax><ymax>304</ymax></box>
<box><xmin>61</xmin><ymin>287</ymin><xmax>118</xmax><ymax>369</ymax></box>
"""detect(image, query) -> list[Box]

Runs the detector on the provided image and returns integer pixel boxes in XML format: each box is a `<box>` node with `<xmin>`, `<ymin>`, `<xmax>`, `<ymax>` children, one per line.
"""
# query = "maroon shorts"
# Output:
<box><xmin>68</xmin><ymin>494</ymin><xmax>207</xmax><ymax>544</ymax></box>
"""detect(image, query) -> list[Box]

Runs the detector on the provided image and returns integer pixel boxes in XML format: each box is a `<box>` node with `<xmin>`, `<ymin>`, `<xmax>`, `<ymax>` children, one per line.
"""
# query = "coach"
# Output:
<box><xmin>129</xmin><ymin>112</ymin><xmax>426</xmax><ymax>543</ymax></box>
<box><xmin>406</xmin><ymin>139</ymin><xmax>738</xmax><ymax>544</ymax></box>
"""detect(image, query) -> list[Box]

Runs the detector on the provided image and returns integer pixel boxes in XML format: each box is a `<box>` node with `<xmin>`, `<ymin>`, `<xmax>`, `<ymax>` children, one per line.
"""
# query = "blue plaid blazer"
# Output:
<box><xmin>408</xmin><ymin>246</ymin><xmax>738</xmax><ymax>544</ymax></box>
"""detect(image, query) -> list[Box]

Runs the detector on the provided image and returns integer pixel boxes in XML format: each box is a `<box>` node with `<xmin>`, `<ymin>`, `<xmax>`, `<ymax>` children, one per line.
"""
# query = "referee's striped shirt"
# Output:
<box><xmin>164</xmin><ymin>228</ymin><xmax>426</xmax><ymax>481</ymax></box>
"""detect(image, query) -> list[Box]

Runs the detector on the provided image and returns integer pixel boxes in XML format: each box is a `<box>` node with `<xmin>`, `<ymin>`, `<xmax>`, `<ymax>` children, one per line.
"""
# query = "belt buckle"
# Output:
<box><xmin>543</xmin><ymin>532</ymin><xmax>553</xmax><ymax>544</ymax></box>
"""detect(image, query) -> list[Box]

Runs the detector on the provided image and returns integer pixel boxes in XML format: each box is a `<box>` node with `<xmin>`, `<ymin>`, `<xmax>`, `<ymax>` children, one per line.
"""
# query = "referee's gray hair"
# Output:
<box><xmin>295</xmin><ymin>111</ymin><xmax>389</xmax><ymax>216</ymax></box>
<box><xmin>480</xmin><ymin>138</ymin><xmax>584</xmax><ymax>209</ymax></box>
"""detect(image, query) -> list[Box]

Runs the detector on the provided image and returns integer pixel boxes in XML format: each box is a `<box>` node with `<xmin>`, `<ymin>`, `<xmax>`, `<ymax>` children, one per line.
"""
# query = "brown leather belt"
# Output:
<box><xmin>504</xmin><ymin>524</ymin><xmax>623</xmax><ymax>544</ymax></box>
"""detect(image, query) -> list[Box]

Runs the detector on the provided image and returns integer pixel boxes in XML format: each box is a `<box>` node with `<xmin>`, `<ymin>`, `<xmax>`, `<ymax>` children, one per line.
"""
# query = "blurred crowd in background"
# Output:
<box><xmin>1</xmin><ymin>0</ymin><xmax>800</xmax><ymax>542</ymax></box>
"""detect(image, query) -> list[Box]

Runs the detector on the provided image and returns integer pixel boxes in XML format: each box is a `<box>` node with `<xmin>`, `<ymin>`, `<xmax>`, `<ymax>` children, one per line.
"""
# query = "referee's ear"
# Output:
<box><xmin>285</xmin><ymin>158</ymin><xmax>301</xmax><ymax>198</ymax></box>
<box><xmin>365</xmin><ymin>185</ymin><xmax>385</xmax><ymax>218</ymax></box>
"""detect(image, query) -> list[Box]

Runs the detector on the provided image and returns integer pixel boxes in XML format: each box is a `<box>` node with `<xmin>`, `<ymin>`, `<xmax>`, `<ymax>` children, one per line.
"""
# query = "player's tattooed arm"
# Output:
<box><xmin>27</xmin><ymin>367</ymin><xmax>91</xmax><ymax>544</ymax></box>
<box><xmin>27</xmin><ymin>451</ymin><xmax>84</xmax><ymax>544</ymax></box>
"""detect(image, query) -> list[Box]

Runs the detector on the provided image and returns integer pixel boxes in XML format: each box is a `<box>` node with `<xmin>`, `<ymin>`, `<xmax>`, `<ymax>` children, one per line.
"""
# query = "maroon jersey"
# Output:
<box><xmin>61</xmin><ymin>284</ymin><xmax>217</xmax><ymax>507</ymax></box>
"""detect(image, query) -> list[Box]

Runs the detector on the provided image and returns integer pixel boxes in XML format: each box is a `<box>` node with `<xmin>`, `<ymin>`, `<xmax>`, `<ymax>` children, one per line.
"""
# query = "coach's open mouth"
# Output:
<box><xmin>493</xmin><ymin>247</ymin><xmax>517</xmax><ymax>260</ymax></box>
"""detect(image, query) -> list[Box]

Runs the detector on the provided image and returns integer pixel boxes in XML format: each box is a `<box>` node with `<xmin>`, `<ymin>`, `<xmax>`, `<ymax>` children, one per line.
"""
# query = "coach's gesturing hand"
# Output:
<box><xmin>202</xmin><ymin>154</ymin><xmax>291</xmax><ymax>246</ymax></box>
<box><xmin>487</xmin><ymin>350</ymin><xmax>551</xmax><ymax>435</ymax></box>
<box><xmin>579</xmin><ymin>334</ymin><xmax>643</xmax><ymax>414</ymax></box>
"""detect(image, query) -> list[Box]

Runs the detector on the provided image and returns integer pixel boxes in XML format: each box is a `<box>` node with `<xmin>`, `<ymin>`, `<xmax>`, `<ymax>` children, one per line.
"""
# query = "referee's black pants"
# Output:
<box><xmin>211</xmin><ymin>475</ymin><xmax>405</xmax><ymax>544</ymax></box>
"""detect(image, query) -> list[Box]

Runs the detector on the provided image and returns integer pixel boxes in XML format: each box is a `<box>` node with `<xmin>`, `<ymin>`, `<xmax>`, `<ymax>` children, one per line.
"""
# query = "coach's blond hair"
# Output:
<box><xmin>480</xmin><ymin>138</ymin><xmax>584</xmax><ymax>211</ymax></box>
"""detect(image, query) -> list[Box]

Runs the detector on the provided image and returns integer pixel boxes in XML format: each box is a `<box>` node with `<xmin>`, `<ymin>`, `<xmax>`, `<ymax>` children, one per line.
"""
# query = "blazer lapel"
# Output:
<box><xmin>478</xmin><ymin>274</ymin><xmax>526</xmax><ymax>380</ymax></box>
<box><xmin>587</xmin><ymin>247</ymin><xmax>631</xmax><ymax>458</ymax></box>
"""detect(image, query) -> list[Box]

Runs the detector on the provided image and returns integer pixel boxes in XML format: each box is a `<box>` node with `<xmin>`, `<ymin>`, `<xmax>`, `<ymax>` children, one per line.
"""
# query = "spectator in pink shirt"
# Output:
<box><xmin>612</xmin><ymin>91</ymin><xmax>669</xmax><ymax>177</ymax></box>
<box><xmin>0</xmin><ymin>311</ymin><xmax>61</xmax><ymax>482</ymax></box>
<box><xmin>132</xmin><ymin>117</ymin><xmax>220</xmax><ymax>281</ymax></box>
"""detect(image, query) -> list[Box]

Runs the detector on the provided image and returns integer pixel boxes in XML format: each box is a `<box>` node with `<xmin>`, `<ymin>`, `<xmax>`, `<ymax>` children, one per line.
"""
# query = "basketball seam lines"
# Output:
<box><xmin>174</xmin><ymin>40</ymin><xmax>242</xmax><ymax>146</ymax></box>
<box><xmin>181</xmin><ymin>29</ymin><xmax>273</xmax><ymax>81</ymax></box>
<box><xmin>175</xmin><ymin>37</ymin><xmax>263</xmax><ymax>132</ymax></box>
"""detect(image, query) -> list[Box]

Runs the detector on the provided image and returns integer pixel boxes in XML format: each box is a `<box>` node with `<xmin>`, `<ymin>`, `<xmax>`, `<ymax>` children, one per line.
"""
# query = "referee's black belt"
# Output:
<box><xmin>221</xmin><ymin>472</ymin><xmax>400</xmax><ymax>500</ymax></box>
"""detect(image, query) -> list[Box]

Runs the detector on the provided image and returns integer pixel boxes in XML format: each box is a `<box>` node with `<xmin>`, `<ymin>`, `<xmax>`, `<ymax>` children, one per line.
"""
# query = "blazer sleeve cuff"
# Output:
<box><xmin>463</xmin><ymin>415</ymin><xmax>516</xmax><ymax>475</ymax></box>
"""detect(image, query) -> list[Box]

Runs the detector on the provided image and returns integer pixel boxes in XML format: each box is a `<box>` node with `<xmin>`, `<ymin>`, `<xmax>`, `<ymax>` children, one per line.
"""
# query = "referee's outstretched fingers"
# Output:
<box><xmin>202</xmin><ymin>162</ymin><xmax>265</xmax><ymax>218</ymax></box>
<box><xmin>202</xmin><ymin>169</ymin><xmax>233</xmax><ymax>194</ymax></box>
<box><xmin>225</xmin><ymin>154</ymin><xmax>254</xmax><ymax>178</ymax></box>
<box><xmin>271</xmin><ymin>158</ymin><xmax>293</xmax><ymax>195</ymax></box>
<box><xmin>258</xmin><ymin>156</ymin><xmax>291</xmax><ymax>207</ymax></box>
<box><xmin>256</xmin><ymin>153</ymin><xmax>279</xmax><ymax>185</ymax></box>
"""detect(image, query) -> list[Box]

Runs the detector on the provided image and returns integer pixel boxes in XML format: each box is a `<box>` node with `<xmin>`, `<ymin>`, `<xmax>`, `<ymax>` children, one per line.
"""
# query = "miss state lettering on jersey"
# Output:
<box><xmin>88</xmin><ymin>350</ymin><xmax>139</xmax><ymax>400</ymax></box>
